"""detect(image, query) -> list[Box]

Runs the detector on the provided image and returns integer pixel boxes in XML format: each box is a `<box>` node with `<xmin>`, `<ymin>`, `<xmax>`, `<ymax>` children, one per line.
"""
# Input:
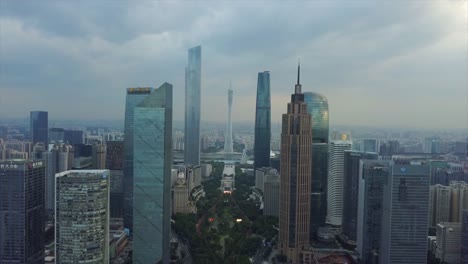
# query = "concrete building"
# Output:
<box><xmin>221</xmin><ymin>164</ymin><xmax>236</xmax><ymax>193</ymax></box>
<box><xmin>327</xmin><ymin>132</ymin><xmax>352</xmax><ymax>226</ymax></box>
<box><xmin>55</xmin><ymin>170</ymin><xmax>110</xmax><ymax>263</ymax></box>
<box><xmin>379</xmin><ymin>164</ymin><xmax>430</xmax><ymax>264</ymax></box>
<box><xmin>0</xmin><ymin>160</ymin><xmax>45</xmax><ymax>264</ymax></box>
<box><xmin>106</xmin><ymin>140</ymin><xmax>124</xmax><ymax>218</ymax></box>
<box><xmin>173</xmin><ymin>171</ymin><xmax>193</xmax><ymax>214</ymax></box>
<box><xmin>436</xmin><ymin>222</ymin><xmax>462</xmax><ymax>264</ymax></box>
<box><xmin>449</xmin><ymin>181</ymin><xmax>468</xmax><ymax>222</ymax></box>
<box><xmin>278</xmin><ymin>64</ymin><xmax>312</xmax><ymax>263</ymax></box>
<box><xmin>92</xmin><ymin>143</ymin><xmax>106</xmax><ymax>169</ymax></box>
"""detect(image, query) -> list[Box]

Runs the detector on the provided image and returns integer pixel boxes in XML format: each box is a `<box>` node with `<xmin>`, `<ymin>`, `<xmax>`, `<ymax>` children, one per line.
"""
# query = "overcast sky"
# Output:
<box><xmin>0</xmin><ymin>1</ymin><xmax>466</xmax><ymax>129</ymax></box>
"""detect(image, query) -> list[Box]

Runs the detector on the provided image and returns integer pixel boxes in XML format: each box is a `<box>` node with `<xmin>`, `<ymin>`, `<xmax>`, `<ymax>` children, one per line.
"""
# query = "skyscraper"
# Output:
<box><xmin>379</xmin><ymin>164</ymin><xmax>430</xmax><ymax>264</ymax></box>
<box><xmin>123</xmin><ymin>87</ymin><xmax>153</xmax><ymax>231</ymax></box>
<box><xmin>106</xmin><ymin>140</ymin><xmax>124</xmax><ymax>218</ymax></box>
<box><xmin>435</xmin><ymin>222</ymin><xmax>462</xmax><ymax>264</ymax></box>
<box><xmin>55</xmin><ymin>170</ymin><xmax>110</xmax><ymax>263</ymax></box>
<box><xmin>133</xmin><ymin>83</ymin><xmax>172</xmax><ymax>264</ymax></box>
<box><xmin>0</xmin><ymin>159</ymin><xmax>45</xmax><ymax>264</ymax></box>
<box><xmin>184</xmin><ymin>45</ymin><xmax>201</xmax><ymax>165</ymax></box>
<box><xmin>30</xmin><ymin>111</ymin><xmax>48</xmax><ymax>146</ymax></box>
<box><xmin>303</xmin><ymin>91</ymin><xmax>329</xmax><ymax>236</ymax></box>
<box><xmin>254</xmin><ymin>71</ymin><xmax>271</xmax><ymax>169</ymax></box>
<box><xmin>342</xmin><ymin>151</ymin><xmax>378</xmax><ymax>245</ymax></box>
<box><xmin>327</xmin><ymin>132</ymin><xmax>352</xmax><ymax>226</ymax></box>
<box><xmin>461</xmin><ymin>209</ymin><xmax>468</xmax><ymax>263</ymax></box>
<box><xmin>356</xmin><ymin>160</ymin><xmax>392</xmax><ymax>264</ymax></box>
<box><xmin>279</xmin><ymin>64</ymin><xmax>312</xmax><ymax>263</ymax></box>
<box><xmin>224</xmin><ymin>87</ymin><xmax>234</xmax><ymax>153</ymax></box>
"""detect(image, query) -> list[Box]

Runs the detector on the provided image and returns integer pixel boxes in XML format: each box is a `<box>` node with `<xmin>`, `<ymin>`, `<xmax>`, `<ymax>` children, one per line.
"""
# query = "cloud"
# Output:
<box><xmin>0</xmin><ymin>0</ymin><xmax>466</xmax><ymax>129</ymax></box>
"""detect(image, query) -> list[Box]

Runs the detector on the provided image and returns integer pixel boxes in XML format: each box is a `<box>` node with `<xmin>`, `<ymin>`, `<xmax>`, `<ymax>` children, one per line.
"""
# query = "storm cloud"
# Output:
<box><xmin>0</xmin><ymin>0</ymin><xmax>466</xmax><ymax>129</ymax></box>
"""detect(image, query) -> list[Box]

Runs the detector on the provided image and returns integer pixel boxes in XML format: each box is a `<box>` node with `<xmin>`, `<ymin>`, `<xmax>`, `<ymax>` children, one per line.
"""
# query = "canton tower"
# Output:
<box><xmin>224</xmin><ymin>83</ymin><xmax>234</xmax><ymax>153</ymax></box>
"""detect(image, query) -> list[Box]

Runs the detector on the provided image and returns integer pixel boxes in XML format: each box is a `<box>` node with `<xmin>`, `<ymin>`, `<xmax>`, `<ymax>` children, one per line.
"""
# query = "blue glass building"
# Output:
<box><xmin>185</xmin><ymin>46</ymin><xmax>201</xmax><ymax>165</ymax></box>
<box><xmin>379</xmin><ymin>164</ymin><xmax>430</xmax><ymax>264</ymax></box>
<box><xmin>254</xmin><ymin>71</ymin><xmax>271</xmax><ymax>170</ymax></box>
<box><xmin>133</xmin><ymin>83</ymin><xmax>172</xmax><ymax>264</ymax></box>
<box><xmin>123</xmin><ymin>87</ymin><xmax>153</xmax><ymax>232</ymax></box>
<box><xmin>30</xmin><ymin>111</ymin><xmax>48</xmax><ymax>146</ymax></box>
<box><xmin>303</xmin><ymin>92</ymin><xmax>329</xmax><ymax>236</ymax></box>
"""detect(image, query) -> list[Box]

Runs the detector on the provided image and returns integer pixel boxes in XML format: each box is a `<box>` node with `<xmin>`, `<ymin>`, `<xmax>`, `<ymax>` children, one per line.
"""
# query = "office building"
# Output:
<box><xmin>279</xmin><ymin>64</ymin><xmax>312</xmax><ymax>263</ymax></box>
<box><xmin>449</xmin><ymin>181</ymin><xmax>468</xmax><ymax>222</ymax></box>
<box><xmin>123</xmin><ymin>87</ymin><xmax>153</xmax><ymax>231</ymax></box>
<box><xmin>55</xmin><ymin>170</ymin><xmax>110</xmax><ymax>263</ymax></box>
<box><xmin>64</xmin><ymin>130</ymin><xmax>83</xmax><ymax>145</ymax></box>
<box><xmin>356</xmin><ymin>160</ymin><xmax>392</xmax><ymax>264</ymax></box>
<box><xmin>49</xmin><ymin>128</ymin><xmax>65</xmax><ymax>143</ymax></box>
<box><xmin>361</xmin><ymin>139</ymin><xmax>380</xmax><ymax>153</ymax></box>
<box><xmin>133</xmin><ymin>83</ymin><xmax>172</xmax><ymax>264</ymax></box>
<box><xmin>0</xmin><ymin>160</ymin><xmax>45</xmax><ymax>264</ymax></box>
<box><xmin>106</xmin><ymin>140</ymin><xmax>124</xmax><ymax>218</ymax></box>
<box><xmin>221</xmin><ymin>164</ymin><xmax>236</xmax><ymax>193</ymax></box>
<box><xmin>435</xmin><ymin>222</ymin><xmax>462</xmax><ymax>264</ymax></box>
<box><xmin>264</xmin><ymin>170</ymin><xmax>280</xmax><ymax>217</ymax></box>
<box><xmin>30</xmin><ymin>111</ymin><xmax>48</xmax><ymax>146</ymax></box>
<box><xmin>173</xmin><ymin>171</ymin><xmax>194</xmax><ymax>214</ymax></box>
<box><xmin>379</xmin><ymin>164</ymin><xmax>430</xmax><ymax>264</ymax></box>
<box><xmin>303</xmin><ymin>91</ymin><xmax>329</xmax><ymax>236</ymax></box>
<box><xmin>254</xmin><ymin>71</ymin><xmax>271</xmax><ymax>169</ymax></box>
<box><xmin>224</xmin><ymin>87</ymin><xmax>234</xmax><ymax>153</ymax></box>
<box><xmin>184</xmin><ymin>45</ymin><xmax>201</xmax><ymax>165</ymax></box>
<box><xmin>92</xmin><ymin>144</ymin><xmax>106</xmax><ymax>169</ymax></box>
<box><xmin>327</xmin><ymin>132</ymin><xmax>352</xmax><ymax>226</ymax></box>
<box><xmin>342</xmin><ymin>151</ymin><xmax>378</xmax><ymax>245</ymax></box>
<box><xmin>461</xmin><ymin>209</ymin><xmax>468</xmax><ymax>263</ymax></box>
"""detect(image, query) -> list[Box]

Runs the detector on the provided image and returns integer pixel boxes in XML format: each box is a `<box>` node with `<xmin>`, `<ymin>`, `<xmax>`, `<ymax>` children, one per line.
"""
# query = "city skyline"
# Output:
<box><xmin>0</xmin><ymin>1</ymin><xmax>466</xmax><ymax>129</ymax></box>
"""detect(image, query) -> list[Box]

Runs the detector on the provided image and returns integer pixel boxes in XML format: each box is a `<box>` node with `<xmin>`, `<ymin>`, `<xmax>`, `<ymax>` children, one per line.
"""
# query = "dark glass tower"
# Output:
<box><xmin>133</xmin><ymin>83</ymin><xmax>172</xmax><ymax>264</ymax></box>
<box><xmin>30</xmin><ymin>111</ymin><xmax>48</xmax><ymax>146</ymax></box>
<box><xmin>0</xmin><ymin>159</ymin><xmax>45</xmax><ymax>264</ymax></box>
<box><xmin>279</xmin><ymin>64</ymin><xmax>312</xmax><ymax>263</ymax></box>
<box><xmin>184</xmin><ymin>46</ymin><xmax>201</xmax><ymax>165</ymax></box>
<box><xmin>254</xmin><ymin>71</ymin><xmax>271</xmax><ymax>170</ymax></box>
<box><xmin>123</xmin><ymin>87</ymin><xmax>153</xmax><ymax>232</ymax></box>
<box><xmin>461</xmin><ymin>209</ymin><xmax>468</xmax><ymax>263</ymax></box>
<box><xmin>106</xmin><ymin>140</ymin><xmax>124</xmax><ymax>218</ymax></box>
<box><xmin>303</xmin><ymin>92</ymin><xmax>329</xmax><ymax>236</ymax></box>
<box><xmin>342</xmin><ymin>151</ymin><xmax>378</xmax><ymax>245</ymax></box>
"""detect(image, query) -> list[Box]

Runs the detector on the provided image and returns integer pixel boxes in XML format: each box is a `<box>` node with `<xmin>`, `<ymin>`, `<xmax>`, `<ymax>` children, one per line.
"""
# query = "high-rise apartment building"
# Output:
<box><xmin>92</xmin><ymin>144</ymin><xmax>106</xmax><ymax>169</ymax></box>
<box><xmin>430</xmin><ymin>184</ymin><xmax>451</xmax><ymax>226</ymax></box>
<box><xmin>123</xmin><ymin>87</ymin><xmax>153</xmax><ymax>231</ymax></box>
<box><xmin>55</xmin><ymin>170</ymin><xmax>110</xmax><ymax>263</ymax></box>
<box><xmin>436</xmin><ymin>222</ymin><xmax>462</xmax><ymax>264</ymax></box>
<box><xmin>224</xmin><ymin>87</ymin><xmax>234</xmax><ymax>153</ymax></box>
<box><xmin>279</xmin><ymin>64</ymin><xmax>312</xmax><ymax>263</ymax></box>
<box><xmin>133</xmin><ymin>83</ymin><xmax>172</xmax><ymax>264</ymax></box>
<box><xmin>106</xmin><ymin>140</ymin><xmax>124</xmax><ymax>218</ymax></box>
<box><xmin>449</xmin><ymin>181</ymin><xmax>468</xmax><ymax>222</ymax></box>
<box><xmin>30</xmin><ymin>111</ymin><xmax>48</xmax><ymax>146</ymax></box>
<box><xmin>184</xmin><ymin>46</ymin><xmax>201</xmax><ymax>165</ymax></box>
<box><xmin>0</xmin><ymin>160</ymin><xmax>45</xmax><ymax>264</ymax></box>
<box><xmin>461</xmin><ymin>209</ymin><xmax>468</xmax><ymax>263</ymax></box>
<box><xmin>303</xmin><ymin>91</ymin><xmax>329</xmax><ymax>236</ymax></box>
<box><xmin>356</xmin><ymin>160</ymin><xmax>392</xmax><ymax>264</ymax></box>
<box><xmin>379</xmin><ymin>164</ymin><xmax>430</xmax><ymax>264</ymax></box>
<box><xmin>254</xmin><ymin>71</ymin><xmax>271</xmax><ymax>169</ymax></box>
<box><xmin>327</xmin><ymin>132</ymin><xmax>352</xmax><ymax>226</ymax></box>
<box><xmin>342</xmin><ymin>151</ymin><xmax>378</xmax><ymax>245</ymax></box>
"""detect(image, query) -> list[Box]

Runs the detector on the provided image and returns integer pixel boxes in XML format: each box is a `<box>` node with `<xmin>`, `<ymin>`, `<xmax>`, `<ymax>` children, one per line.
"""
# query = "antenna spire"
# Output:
<box><xmin>297</xmin><ymin>58</ymin><xmax>301</xmax><ymax>85</ymax></box>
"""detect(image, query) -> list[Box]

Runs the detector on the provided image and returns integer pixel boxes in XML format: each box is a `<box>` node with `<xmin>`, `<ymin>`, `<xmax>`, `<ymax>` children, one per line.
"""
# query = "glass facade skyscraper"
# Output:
<box><xmin>133</xmin><ymin>83</ymin><xmax>172</xmax><ymax>264</ymax></box>
<box><xmin>379</xmin><ymin>164</ymin><xmax>430</xmax><ymax>264</ymax></box>
<box><xmin>254</xmin><ymin>71</ymin><xmax>271</xmax><ymax>170</ymax></box>
<box><xmin>303</xmin><ymin>92</ymin><xmax>329</xmax><ymax>236</ymax></box>
<box><xmin>0</xmin><ymin>160</ymin><xmax>45</xmax><ymax>264</ymax></box>
<box><xmin>356</xmin><ymin>160</ymin><xmax>392</xmax><ymax>263</ymax></box>
<box><xmin>106</xmin><ymin>140</ymin><xmax>124</xmax><ymax>218</ymax></box>
<box><xmin>30</xmin><ymin>111</ymin><xmax>48</xmax><ymax>146</ymax></box>
<box><xmin>55</xmin><ymin>170</ymin><xmax>110</xmax><ymax>264</ymax></box>
<box><xmin>342</xmin><ymin>151</ymin><xmax>378</xmax><ymax>244</ymax></box>
<box><xmin>123</xmin><ymin>87</ymin><xmax>153</xmax><ymax>232</ymax></box>
<box><xmin>224</xmin><ymin>88</ymin><xmax>234</xmax><ymax>153</ymax></box>
<box><xmin>185</xmin><ymin>46</ymin><xmax>201</xmax><ymax>165</ymax></box>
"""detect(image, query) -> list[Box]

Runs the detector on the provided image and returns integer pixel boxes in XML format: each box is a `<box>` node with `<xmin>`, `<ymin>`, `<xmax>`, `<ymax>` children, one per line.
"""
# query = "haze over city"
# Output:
<box><xmin>0</xmin><ymin>1</ymin><xmax>467</xmax><ymax>129</ymax></box>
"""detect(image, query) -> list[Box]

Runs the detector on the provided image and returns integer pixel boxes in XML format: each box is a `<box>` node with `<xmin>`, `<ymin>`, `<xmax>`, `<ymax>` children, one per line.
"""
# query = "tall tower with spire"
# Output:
<box><xmin>224</xmin><ymin>83</ymin><xmax>234</xmax><ymax>153</ymax></box>
<box><xmin>279</xmin><ymin>62</ymin><xmax>313</xmax><ymax>263</ymax></box>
